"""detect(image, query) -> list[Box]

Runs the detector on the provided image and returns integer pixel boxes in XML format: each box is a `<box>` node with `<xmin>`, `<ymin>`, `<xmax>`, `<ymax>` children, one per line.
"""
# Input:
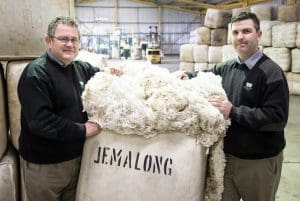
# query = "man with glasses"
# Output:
<box><xmin>18</xmin><ymin>16</ymin><xmax>103</xmax><ymax>201</ymax></box>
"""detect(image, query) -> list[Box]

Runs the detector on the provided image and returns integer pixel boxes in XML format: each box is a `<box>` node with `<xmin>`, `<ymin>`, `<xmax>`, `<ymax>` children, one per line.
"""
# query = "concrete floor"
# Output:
<box><xmin>107</xmin><ymin>55</ymin><xmax>300</xmax><ymax>201</ymax></box>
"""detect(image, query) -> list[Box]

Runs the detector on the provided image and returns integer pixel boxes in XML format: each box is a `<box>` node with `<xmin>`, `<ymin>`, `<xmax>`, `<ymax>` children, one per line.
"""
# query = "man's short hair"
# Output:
<box><xmin>47</xmin><ymin>16</ymin><xmax>80</xmax><ymax>37</ymax></box>
<box><xmin>231</xmin><ymin>12</ymin><xmax>260</xmax><ymax>31</ymax></box>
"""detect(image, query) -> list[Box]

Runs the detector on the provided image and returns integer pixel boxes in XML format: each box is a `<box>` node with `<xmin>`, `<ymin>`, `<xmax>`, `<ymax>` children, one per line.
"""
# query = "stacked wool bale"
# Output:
<box><xmin>0</xmin><ymin>63</ymin><xmax>19</xmax><ymax>201</ymax></box>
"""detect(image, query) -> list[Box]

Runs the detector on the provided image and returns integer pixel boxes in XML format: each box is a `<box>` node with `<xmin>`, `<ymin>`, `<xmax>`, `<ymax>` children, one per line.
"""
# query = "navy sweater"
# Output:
<box><xmin>18</xmin><ymin>53</ymin><xmax>98</xmax><ymax>163</ymax></box>
<box><xmin>211</xmin><ymin>54</ymin><xmax>289</xmax><ymax>159</ymax></box>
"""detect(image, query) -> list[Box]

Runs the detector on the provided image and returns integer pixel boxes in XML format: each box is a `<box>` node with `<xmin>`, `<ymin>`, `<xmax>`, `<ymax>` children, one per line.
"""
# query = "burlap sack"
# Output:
<box><xmin>76</xmin><ymin>130</ymin><xmax>208</xmax><ymax>201</ymax></box>
<box><xmin>0</xmin><ymin>147</ymin><xmax>19</xmax><ymax>201</ymax></box>
<box><xmin>6</xmin><ymin>61</ymin><xmax>30</xmax><ymax>149</ymax></box>
<box><xmin>0</xmin><ymin>64</ymin><xmax>8</xmax><ymax>159</ymax></box>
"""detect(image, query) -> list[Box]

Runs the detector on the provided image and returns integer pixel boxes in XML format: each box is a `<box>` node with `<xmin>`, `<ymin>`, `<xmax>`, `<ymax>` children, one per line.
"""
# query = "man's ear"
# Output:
<box><xmin>45</xmin><ymin>35</ymin><xmax>52</xmax><ymax>46</ymax></box>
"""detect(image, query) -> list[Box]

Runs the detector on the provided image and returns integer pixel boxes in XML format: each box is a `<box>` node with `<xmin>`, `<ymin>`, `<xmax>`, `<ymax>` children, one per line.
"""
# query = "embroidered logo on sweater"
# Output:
<box><xmin>244</xmin><ymin>82</ymin><xmax>253</xmax><ymax>91</ymax></box>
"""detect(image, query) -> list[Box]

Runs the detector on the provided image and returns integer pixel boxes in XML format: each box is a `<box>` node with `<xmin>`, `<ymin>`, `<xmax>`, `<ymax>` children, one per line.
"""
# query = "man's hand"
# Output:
<box><xmin>85</xmin><ymin>121</ymin><xmax>102</xmax><ymax>137</ymax></box>
<box><xmin>110</xmin><ymin>67</ymin><xmax>123</xmax><ymax>76</ymax></box>
<box><xmin>173</xmin><ymin>70</ymin><xmax>189</xmax><ymax>80</ymax></box>
<box><xmin>209</xmin><ymin>96</ymin><xmax>232</xmax><ymax>119</ymax></box>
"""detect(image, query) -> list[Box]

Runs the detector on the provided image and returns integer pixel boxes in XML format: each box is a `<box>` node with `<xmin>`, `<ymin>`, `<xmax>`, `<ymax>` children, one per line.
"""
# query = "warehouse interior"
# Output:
<box><xmin>0</xmin><ymin>0</ymin><xmax>300</xmax><ymax>200</ymax></box>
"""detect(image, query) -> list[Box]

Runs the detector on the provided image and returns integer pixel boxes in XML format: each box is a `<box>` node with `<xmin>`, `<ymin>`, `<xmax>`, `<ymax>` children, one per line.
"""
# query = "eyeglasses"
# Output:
<box><xmin>51</xmin><ymin>36</ymin><xmax>80</xmax><ymax>45</ymax></box>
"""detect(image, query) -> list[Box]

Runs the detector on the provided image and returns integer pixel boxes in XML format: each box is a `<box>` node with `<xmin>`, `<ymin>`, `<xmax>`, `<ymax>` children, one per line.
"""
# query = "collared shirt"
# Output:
<box><xmin>47</xmin><ymin>50</ymin><xmax>72</xmax><ymax>68</ymax></box>
<box><xmin>237</xmin><ymin>50</ymin><xmax>263</xmax><ymax>70</ymax></box>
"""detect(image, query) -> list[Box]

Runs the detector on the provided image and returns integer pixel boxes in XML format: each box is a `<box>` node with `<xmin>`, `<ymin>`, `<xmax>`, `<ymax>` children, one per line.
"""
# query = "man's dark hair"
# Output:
<box><xmin>47</xmin><ymin>16</ymin><xmax>80</xmax><ymax>37</ymax></box>
<box><xmin>231</xmin><ymin>12</ymin><xmax>260</xmax><ymax>31</ymax></box>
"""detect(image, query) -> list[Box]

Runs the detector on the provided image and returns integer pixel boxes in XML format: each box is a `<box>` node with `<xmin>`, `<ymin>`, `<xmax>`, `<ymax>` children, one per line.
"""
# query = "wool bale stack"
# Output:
<box><xmin>179</xmin><ymin>44</ymin><xmax>195</xmax><ymax>72</ymax></box>
<box><xmin>189</xmin><ymin>26</ymin><xmax>211</xmax><ymax>45</ymax></box>
<box><xmin>250</xmin><ymin>4</ymin><xmax>272</xmax><ymax>21</ymax></box>
<box><xmin>6</xmin><ymin>61</ymin><xmax>30</xmax><ymax>149</ymax></box>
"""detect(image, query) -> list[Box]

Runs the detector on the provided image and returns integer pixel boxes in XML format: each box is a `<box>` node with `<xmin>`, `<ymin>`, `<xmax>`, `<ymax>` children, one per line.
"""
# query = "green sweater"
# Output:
<box><xmin>18</xmin><ymin>53</ymin><xmax>98</xmax><ymax>164</ymax></box>
<box><xmin>211</xmin><ymin>54</ymin><xmax>289</xmax><ymax>159</ymax></box>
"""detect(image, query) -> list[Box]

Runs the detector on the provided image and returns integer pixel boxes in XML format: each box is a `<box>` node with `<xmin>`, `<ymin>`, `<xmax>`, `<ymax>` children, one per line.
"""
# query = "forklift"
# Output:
<box><xmin>146</xmin><ymin>26</ymin><xmax>162</xmax><ymax>64</ymax></box>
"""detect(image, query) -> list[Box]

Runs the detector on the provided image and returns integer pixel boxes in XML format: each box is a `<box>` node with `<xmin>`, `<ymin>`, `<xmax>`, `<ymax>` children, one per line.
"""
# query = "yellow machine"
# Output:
<box><xmin>146</xmin><ymin>26</ymin><xmax>161</xmax><ymax>64</ymax></box>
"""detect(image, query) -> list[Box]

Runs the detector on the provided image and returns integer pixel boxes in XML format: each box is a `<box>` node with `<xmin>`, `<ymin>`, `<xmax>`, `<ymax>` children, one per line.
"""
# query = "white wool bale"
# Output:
<box><xmin>260</xmin><ymin>21</ymin><xmax>281</xmax><ymax>47</ymax></box>
<box><xmin>250</xmin><ymin>4</ymin><xmax>272</xmax><ymax>21</ymax></box>
<box><xmin>227</xmin><ymin>23</ymin><xmax>232</xmax><ymax>44</ymax></box>
<box><xmin>286</xmin><ymin>73</ymin><xmax>300</xmax><ymax>95</ymax></box>
<box><xmin>180</xmin><ymin>44</ymin><xmax>196</xmax><ymax>62</ymax></box>
<box><xmin>277</xmin><ymin>5</ymin><xmax>297</xmax><ymax>22</ymax></box>
<box><xmin>208</xmin><ymin>63</ymin><xmax>217</xmax><ymax>70</ymax></box>
<box><xmin>6</xmin><ymin>61</ymin><xmax>30</xmax><ymax>149</ymax></box>
<box><xmin>0</xmin><ymin>148</ymin><xmax>19</xmax><ymax>201</ymax></box>
<box><xmin>272</xmin><ymin>23</ymin><xmax>297</xmax><ymax>48</ymax></box>
<box><xmin>222</xmin><ymin>45</ymin><xmax>237</xmax><ymax>62</ymax></box>
<box><xmin>0</xmin><ymin>65</ymin><xmax>7</xmax><ymax>159</ymax></box>
<box><xmin>197</xmin><ymin>27</ymin><xmax>211</xmax><ymax>45</ymax></box>
<box><xmin>211</xmin><ymin>29</ymin><xmax>227</xmax><ymax>46</ymax></box>
<box><xmin>76</xmin><ymin>50</ymin><xmax>108</xmax><ymax>69</ymax></box>
<box><xmin>232</xmin><ymin>7</ymin><xmax>250</xmax><ymax>17</ymax></box>
<box><xmin>193</xmin><ymin>45</ymin><xmax>208</xmax><ymax>63</ymax></box>
<box><xmin>194</xmin><ymin>63</ymin><xmax>208</xmax><ymax>72</ymax></box>
<box><xmin>291</xmin><ymin>49</ymin><xmax>300</xmax><ymax>73</ymax></box>
<box><xmin>208</xmin><ymin>46</ymin><xmax>222</xmax><ymax>63</ymax></box>
<box><xmin>263</xmin><ymin>47</ymin><xmax>291</xmax><ymax>72</ymax></box>
<box><xmin>76</xmin><ymin>130</ymin><xmax>208</xmax><ymax>201</ymax></box>
<box><xmin>180</xmin><ymin>62</ymin><xmax>195</xmax><ymax>73</ymax></box>
<box><xmin>296</xmin><ymin>23</ymin><xmax>300</xmax><ymax>48</ymax></box>
<box><xmin>204</xmin><ymin>9</ymin><xmax>232</xmax><ymax>28</ymax></box>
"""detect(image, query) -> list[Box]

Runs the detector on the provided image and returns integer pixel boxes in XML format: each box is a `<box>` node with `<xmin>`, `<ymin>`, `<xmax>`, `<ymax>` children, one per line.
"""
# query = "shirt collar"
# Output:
<box><xmin>236</xmin><ymin>50</ymin><xmax>263</xmax><ymax>70</ymax></box>
<box><xmin>46</xmin><ymin>50</ymin><xmax>73</xmax><ymax>68</ymax></box>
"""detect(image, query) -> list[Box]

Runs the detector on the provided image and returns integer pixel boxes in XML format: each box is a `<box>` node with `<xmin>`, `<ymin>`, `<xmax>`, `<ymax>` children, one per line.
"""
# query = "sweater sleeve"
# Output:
<box><xmin>18</xmin><ymin>65</ymin><xmax>86</xmax><ymax>142</ymax></box>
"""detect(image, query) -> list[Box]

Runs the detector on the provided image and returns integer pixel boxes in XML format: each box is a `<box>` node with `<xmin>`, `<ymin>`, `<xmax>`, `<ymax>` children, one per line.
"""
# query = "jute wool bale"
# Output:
<box><xmin>272</xmin><ymin>23</ymin><xmax>297</xmax><ymax>48</ymax></box>
<box><xmin>260</xmin><ymin>21</ymin><xmax>281</xmax><ymax>47</ymax></box>
<box><xmin>232</xmin><ymin>7</ymin><xmax>250</xmax><ymax>17</ymax></box>
<box><xmin>263</xmin><ymin>47</ymin><xmax>291</xmax><ymax>72</ymax></box>
<box><xmin>6</xmin><ymin>61</ymin><xmax>30</xmax><ymax>149</ymax></box>
<box><xmin>208</xmin><ymin>46</ymin><xmax>222</xmax><ymax>63</ymax></box>
<box><xmin>211</xmin><ymin>29</ymin><xmax>227</xmax><ymax>46</ymax></box>
<box><xmin>204</xmin><ymin>9</ymin><xmax>232</xmax><ymax>29</ymax></box>
<box><xmin>0</xmin><ymin>64</ymin><xmax>7</xmax><ymax>159</ymax></box>
<box><xmin>0</xmin><ymin>147</ymin><xmax>19</xmax><ymax>201</ymax></box>
<box><xmin>208</xmin><ymin>63</ymin><xmax>217</xmax><ymax>70</ymax></box>
<box><xmin>193</xmin><ymin>45</ymin><xmax>208</xmax><ymax>63</ymax></box>
<box><xmin>180</xmin><ymin>62</ymin><xmax>195</xmax><ymax>73</ymax></box>
<box><xmin>180</xmin><ymin>44</ymin><xmax>195</xmax><ymax>63</ymax></box>
<box><xmin>222</xmin><ymin>45</ymin><xmax>237</xmax><ymax>62</ymax></box>
<box><xmin>227</xmin><ymin>23</ymin><xmax>232</xmax><ymax>44</ymax></box>
<box><xmin>277</xmin><ymin>5</ymin><xmax>297</xmax><ymax>22</ymax></box>
<box><xmin>286</xmin><ymin>72</ymin><xmax>300</xmax><ymax>95</ymax></box>
<box><xmin>296</xmin><ymin>23</ymin><xmax>300</xmax><ymax>48</ymax></box>
<box><xmin>189</xmin><ymin>27</ymin><xmax>211</xmax><ymax>45</ymax></box>
<box><xmin>291</xmin><ymin>48</ymin><xmax>300</xmax><ymax>73</ymax></box>
<box><xmin>194</xmin><ymin>63</ymin><xmax>208</xmax><ymax>72</ymax></box>
<box><xmin>76</xmin><ymin>130</ymin><xmax>208</xmax><ymax>201</ymax></box>
<box><xmin>250</xmin><ymin>4</ymin><xmax>272</xmax><ymax>21</ymax></box>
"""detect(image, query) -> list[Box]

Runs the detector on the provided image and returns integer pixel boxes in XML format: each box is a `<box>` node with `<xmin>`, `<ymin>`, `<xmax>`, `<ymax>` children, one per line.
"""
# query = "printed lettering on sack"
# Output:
<box><xmin>94</xmin><ymin>146</ymin><xmax>173</xmax><ymax>176</ymax></box>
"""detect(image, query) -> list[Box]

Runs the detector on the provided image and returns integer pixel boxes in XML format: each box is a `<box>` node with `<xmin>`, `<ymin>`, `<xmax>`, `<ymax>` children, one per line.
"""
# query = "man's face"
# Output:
<box><xmin>231</xmin><ymin>19</ymin><xmax>262</xmax><ymax>61</ymax></box>
<box><xmin>46</xmin><ymin>24</ymin><xmax>80</xmax><ymax>65</ymax></box>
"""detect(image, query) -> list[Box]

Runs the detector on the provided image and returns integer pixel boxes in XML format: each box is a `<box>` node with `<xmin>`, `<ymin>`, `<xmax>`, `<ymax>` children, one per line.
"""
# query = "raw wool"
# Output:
<box><xmin>208</xmin><ymin>46</ymin><xmax>222</xmax><ymax>63</ymax></box>
<box><xmin>6</xmin><ymin>61</ymin><xmax>30</xmax><ymax>149</ymax></box>
<box><xmin>297</xmin><ymin>23</ymin><xmax>300</xmax><ymax>48</ymax></box>
<box><xmin>0</xmin><ymin>64</ymin><xmax>7</xmax><ymax>159</ymax></box>
<box><xmin>286</xmin><ymin>72</ymin><xmax>300</xmax><ymax>95</ymax></box>
<box><xmin>272</xmin><ymin>22</ymin><xmax>297</xmax><ymax>48</ymax></box>
<box><xmin>194</xmin><ymin>63</ymin><xmax>208</xmax><ymax>72</ymax></box>
<box><xmin>193</xmin><ymin>45</ymin><xmax>208</xmax><ymax>63</ymax></box>
<box><xmin>180</xmin><ymin>62</ymin><xmax>195</xmax><ymax>73</ymax></box>
<box><xmin>204</xmin><ymin>9</ymin><xmax>232</xmax><ymax>29</ymax></box>
<box><xmin>180</xmin><ymin>44</ymin><xmax>195</xmax><ymax>62</ymax></box>
<box><xmin>0</xmin><ymin>147</ymin><xmax>19</xmax><ymax>201</ymax></box>
<box><xmin>263</xmin><ymin>47</ymin><xmax>291</xmax><ymax>72</ymax></box>
<box><xmin>259</xmin><ymin>21</ymin><xmax>282</xmax><ymax>47</ymax></box>
<box><xmin>76</xmin><ymin>131</ymin><xmax>208</xmax><ymax>201</ymax></box>
<box><xmin>222</xmin><ymin>45</ymin><xmax>237</xmax><ymax>62</ymax></box>
<box><xmin>277</xmin><ymin>5</ymin><xmax>298</xmax><ymax>22</ymax></box>
<box><xmin>250</xmin><ymin>4</ymin><xmax>272</xmax><ymax>21</ymax></box>
<box><xmin>210</xmin><ymin>29</ymin><xmax>227</xmax><ymax>46</ymax></box>
<box><xmin>76</xmin><ymin>50</ymin><xmax>108</xmax><ymax>69</ymax></box>
<box><xmin>232</xmin><ymin>7</ymin><xmax>250</xmax><ymax>17</ymax></box>
<box><xmin>291</xmin><ymin>48</ymin><xmax>300</xmax><ymax>73</ymax></box>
